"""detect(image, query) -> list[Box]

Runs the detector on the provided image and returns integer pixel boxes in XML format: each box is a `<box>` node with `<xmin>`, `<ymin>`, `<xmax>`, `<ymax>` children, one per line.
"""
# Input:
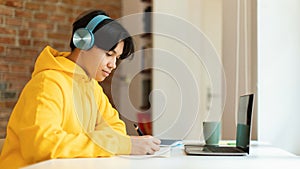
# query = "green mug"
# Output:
<box><xmin>203</xmin><ymin>121</ymin><xmax>221</xmax><ymax>145</ymax></box>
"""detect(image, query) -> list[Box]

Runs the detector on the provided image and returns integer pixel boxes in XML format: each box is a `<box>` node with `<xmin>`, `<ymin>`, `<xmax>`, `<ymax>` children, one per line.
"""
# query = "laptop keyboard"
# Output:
<box><xmin>204</xmin><ymin>146</ymin><xmax>243</xmax><ymax>153</ymax></box>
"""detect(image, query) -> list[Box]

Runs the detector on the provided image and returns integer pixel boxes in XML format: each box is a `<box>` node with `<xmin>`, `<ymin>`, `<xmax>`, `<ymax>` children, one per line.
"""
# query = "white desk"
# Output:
<box><xmin>21</xmin><ymin>142</ymin><xmax>300</xmax><ymax>169</ymax></box>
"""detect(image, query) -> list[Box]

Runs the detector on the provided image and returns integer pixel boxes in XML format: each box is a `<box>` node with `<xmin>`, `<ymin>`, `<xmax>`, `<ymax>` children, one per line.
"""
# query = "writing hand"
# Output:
<box><xmin>130</xmin><ymin>135</ymin><xmax>161</xmax><ymax>155</ymax></box>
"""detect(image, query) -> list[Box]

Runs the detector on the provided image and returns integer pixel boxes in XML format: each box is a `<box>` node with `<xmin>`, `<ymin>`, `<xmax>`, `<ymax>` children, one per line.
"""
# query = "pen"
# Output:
<box><xmin>134</xmin><ymin>124</ymin><xmax>144</xmax><ymax>136</ymax></box>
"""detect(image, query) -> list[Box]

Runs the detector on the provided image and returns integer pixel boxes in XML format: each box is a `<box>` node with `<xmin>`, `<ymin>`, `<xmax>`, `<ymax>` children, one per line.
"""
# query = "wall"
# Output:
<box><xmin>0</xmin><ymin>0</ymin><xmax>122</xmax><ymax>138</ymax></box>
<box><xmin>152</xmin><ymin>0</ymin><xmax>223</xmax><ymax>140</ymax></box>
<box><xmin>222</xmin><ymin>0</ymin><xmax>257</xmax><ymax>140</ymax></box>
<box><xmin>258</xmin><ymin>0</ymin><xmax>300</xmax><ymax>155</ymax></box>
<box><xmin>152</xmin><ymin>0</ymin><xmax>257</xmax><ymax>141</ymax></box>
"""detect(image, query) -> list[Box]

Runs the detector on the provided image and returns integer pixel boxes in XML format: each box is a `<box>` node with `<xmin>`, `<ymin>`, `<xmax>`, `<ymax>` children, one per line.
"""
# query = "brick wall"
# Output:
<box><xmin>0</xmin><ymin>0</ymin><xmax>122</xmax><ymax>138</ymax></box>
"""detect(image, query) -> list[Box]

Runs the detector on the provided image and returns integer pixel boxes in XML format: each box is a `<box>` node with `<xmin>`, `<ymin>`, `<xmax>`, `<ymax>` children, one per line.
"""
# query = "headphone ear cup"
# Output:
<box><xmin>73</xmin><ymin>28</ymin><xmax>94</xmax><ymax>50</ymax></box>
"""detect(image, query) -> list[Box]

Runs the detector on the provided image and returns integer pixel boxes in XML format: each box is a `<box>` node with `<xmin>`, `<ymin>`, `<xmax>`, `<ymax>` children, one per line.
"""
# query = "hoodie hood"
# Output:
<box><xmin>32</xmin><ymin>46</ymin><xmax>88</xmax><ymax>79</ymax></box>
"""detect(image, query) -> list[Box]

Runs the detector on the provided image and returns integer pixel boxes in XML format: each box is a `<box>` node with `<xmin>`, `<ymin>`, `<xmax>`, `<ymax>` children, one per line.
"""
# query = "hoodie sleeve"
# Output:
<box><xmin>12</xmin><ymin>72</ymin><xmax>124</xmax><ymax>163</ymax></box>
<box><xmin>90</xmin><ymin>82</ymin><xmax>131</xmax><ymax>155</ymax></box>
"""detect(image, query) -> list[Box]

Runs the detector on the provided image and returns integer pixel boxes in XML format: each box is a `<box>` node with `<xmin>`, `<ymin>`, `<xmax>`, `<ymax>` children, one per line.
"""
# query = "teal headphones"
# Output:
<box><xmin>72</xmin><ymin>15</ymin><xmax>110</xmax><ymax>50</ymax></box>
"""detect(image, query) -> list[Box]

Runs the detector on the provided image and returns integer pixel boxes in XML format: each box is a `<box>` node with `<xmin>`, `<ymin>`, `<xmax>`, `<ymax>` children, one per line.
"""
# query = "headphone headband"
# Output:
<box><xmin>86</xmin><ymin>15</ymin><xmax>110</xmax><ymax>32</ymax></box>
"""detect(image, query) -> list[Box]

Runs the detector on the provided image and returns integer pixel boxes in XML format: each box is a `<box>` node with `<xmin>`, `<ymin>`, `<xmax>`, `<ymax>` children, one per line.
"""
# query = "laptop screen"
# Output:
<box><xmin>236</xmin><ymin>94</ymin><xmax>254</xmax><ymax>153</ymax></box>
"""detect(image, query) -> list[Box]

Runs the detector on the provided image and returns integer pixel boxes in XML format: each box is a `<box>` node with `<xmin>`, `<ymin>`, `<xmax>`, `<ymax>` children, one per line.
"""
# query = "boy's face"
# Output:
<box><xmin>81</xmin><ymin>41</ymin><xmax>124</xmax><ymax>82</ymax></box>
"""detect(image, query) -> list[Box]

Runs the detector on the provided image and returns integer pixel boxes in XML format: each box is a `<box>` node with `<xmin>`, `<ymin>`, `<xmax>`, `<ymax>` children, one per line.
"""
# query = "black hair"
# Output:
<box><xmin>70</xmin><ymin>10</ymin><xmax>134</xmax><ymax>60</ymax></box>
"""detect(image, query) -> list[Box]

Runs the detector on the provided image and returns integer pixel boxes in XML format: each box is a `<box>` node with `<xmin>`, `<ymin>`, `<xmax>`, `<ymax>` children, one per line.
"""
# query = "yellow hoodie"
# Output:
<box><xmin>0</xmin><ymin>46</ymin><xmax>131</xmax><ymax>169</ymax></box>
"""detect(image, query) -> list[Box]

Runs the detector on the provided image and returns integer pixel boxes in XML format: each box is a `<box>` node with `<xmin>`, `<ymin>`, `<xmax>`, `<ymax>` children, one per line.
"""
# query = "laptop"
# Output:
<box><xmin>184</xmin><ymin>93</ymin><xmax>254</xmax><ymax>156</ymax></box>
